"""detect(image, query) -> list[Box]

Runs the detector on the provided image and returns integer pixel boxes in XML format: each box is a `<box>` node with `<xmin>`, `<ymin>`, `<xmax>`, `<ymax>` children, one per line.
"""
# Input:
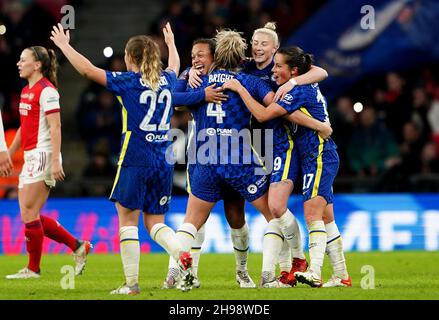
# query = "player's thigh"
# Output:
<box><xmin>184</xmin><ymin>193</ymin><xmax>216</xmax><ymax>230</ymax></box>
<box><xmin>18</xmin><ymin>181</ymin><xmax>50</xmax><ymax>222</ymax></box>
<box><xmin>116</xmin><ymin>202</ymin><xmax>140</xmax><ymax>227</ymax></box>
<box><xmin>249</xmin><ymin>191</ymin><xmax>271</xmax><ymax>222</ymax></box>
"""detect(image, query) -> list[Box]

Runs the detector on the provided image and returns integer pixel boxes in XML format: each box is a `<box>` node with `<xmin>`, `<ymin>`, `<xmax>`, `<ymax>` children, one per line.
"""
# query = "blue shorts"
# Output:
<box><xmin>270</xmin><ymin>144</ymin><xmax>300</xmax><ymax>184</ymax></box>
<box><xmin>110</xmin><ymin>165</ymin><xmax>173</xmax><ymax>214</ymax></box>
<box><xmin>187</xmin><ymin>164</ymin><xmax>268</xmax><ymax>203</ymax></box>
<box><xmin>301</xmin><ymin>149</ymin><xmax>339</xmax><ymax>204</ymax></box>
<box><xmin>186</xmin><ymin>164</ymin><xmax>243</xmax><ymax>201</ymax></box>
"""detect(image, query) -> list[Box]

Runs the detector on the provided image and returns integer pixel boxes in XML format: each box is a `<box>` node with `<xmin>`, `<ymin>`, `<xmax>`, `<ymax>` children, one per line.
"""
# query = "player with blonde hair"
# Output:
<box><xmin>51</xmin><ymin>22</ymin><xmax>194</xmax><ymax>294</ymax></box>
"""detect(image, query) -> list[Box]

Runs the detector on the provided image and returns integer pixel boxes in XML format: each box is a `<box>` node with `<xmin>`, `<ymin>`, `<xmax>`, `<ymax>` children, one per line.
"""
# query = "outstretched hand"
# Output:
<box><xmin>50</xmin><ymin>23</ymin><xmax>70</xmax><ymax>48</ymax></box>
<box><xmin>162</xmin><ymin>22</ymin><xmax>175</xmax><ymax>46</ymax></box>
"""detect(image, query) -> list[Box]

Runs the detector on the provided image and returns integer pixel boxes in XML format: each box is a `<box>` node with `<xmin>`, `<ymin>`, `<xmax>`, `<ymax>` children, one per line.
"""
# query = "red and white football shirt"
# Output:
<box><xmin>19</xmin><ymin>77</ymin><xmax>60</xmax><ymax>151</ymax></box>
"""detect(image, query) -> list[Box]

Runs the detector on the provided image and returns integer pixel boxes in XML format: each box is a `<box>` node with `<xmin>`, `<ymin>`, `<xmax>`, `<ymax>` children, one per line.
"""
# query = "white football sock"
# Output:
<box><xmin>150</xmin><ymin>223</ymin><xmax>182</xmax><ymax>262</ymax></box>
<box><xmin>119</xmin><ymin>226</ymin><xmax>139</xmax><ymax>287</ymax></box>
<box><xmin>191</xmin><ymin>224</ymin><xmax>205</xmax><ymax>277</ymax></box>
<box><xmin>176</xmin><ymin>223</ymin><xmax>197</xmax><ymax>253</ymax></box>
<box><xmin>262</xmin><ymin>219</ymin><xmax>284</xmax><ymax>280</ymax></box>
<box><xmin>278</xmin><ymin>240</ymin><xmax>292</xmax><ymax>272</ymax></box>
<box><xmin>231</xmin><ymin>223</ymin><xmax>249</xmax><ymax>272</ymax></box>
<box><xmin>325</xmin><ymin>221</ymin><xmax>349</xmax><ymax>279</ymax></box>
<box><xmin>308</xmin><ymin>220</ymin><xmax>327</xmax><ymax>278</ymax></box>
<box><xmin>278</xmin><ymin>209</ymin><xmax>306</xmax><ymax>260</ymax></box>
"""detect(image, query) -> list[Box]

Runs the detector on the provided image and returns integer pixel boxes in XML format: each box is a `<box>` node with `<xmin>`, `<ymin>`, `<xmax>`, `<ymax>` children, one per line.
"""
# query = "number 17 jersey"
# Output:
<box><xmin>106</xmin><ymin>70</ymin><xmax>177</xmax><ymax>167</ymax></box>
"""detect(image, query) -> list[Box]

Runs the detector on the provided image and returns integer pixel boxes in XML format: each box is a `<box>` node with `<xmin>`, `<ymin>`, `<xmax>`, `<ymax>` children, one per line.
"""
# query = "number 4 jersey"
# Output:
<box><xmin>106</xmin><ymin>70</ymin><xmax>177</xmax><ymax>167</ymax></box>
<box><xmin>188</xmin><ymin>69</ymin><xmax>272</xmax><ymax>166</ymax></box>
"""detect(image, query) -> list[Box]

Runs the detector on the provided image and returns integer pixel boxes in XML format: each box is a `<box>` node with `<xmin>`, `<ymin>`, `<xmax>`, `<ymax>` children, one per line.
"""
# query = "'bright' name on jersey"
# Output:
<box><xmin>208</xmin><ymin>73</ymin><xmax>235</xmax><ymax>84</ymax></box>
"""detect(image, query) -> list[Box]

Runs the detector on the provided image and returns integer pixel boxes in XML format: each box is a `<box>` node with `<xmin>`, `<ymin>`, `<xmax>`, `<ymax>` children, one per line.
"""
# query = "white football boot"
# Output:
<box><xmin>236</xmin><ymin>270</ymin><xmax>256</xmax><ymax>288</ymax></box>
<box><xmin>6</xmin><ymin>267</ymin><xmax>41</xmax><ymax>280</ymax></box>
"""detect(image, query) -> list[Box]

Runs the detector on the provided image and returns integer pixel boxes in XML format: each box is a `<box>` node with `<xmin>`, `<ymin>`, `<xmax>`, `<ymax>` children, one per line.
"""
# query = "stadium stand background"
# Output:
<box><xmin>0</xmin><ymin>0</ymin><xmax>438</xmax><ymax>198</ymax></box>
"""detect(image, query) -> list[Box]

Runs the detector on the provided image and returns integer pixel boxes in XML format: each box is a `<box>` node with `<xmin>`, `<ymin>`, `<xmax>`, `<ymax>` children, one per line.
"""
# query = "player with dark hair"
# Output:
<box><xmin>223</xmin><ymin>45</ymin><xmax>351</xmax><ymax>288</ymax></box>
<box><xmin>5</xmin><ymin>45</ymin><xmax>91</xmax><ymax>279</ymax></box>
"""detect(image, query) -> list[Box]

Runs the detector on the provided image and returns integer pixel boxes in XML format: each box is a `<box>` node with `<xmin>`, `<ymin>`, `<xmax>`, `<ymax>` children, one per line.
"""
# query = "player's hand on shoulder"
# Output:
<box><xmin>274</xmin><ymin>79</ymin><xmax>295</xmax><ymax>102</ymax></box>
<box><xmin>317</xmin><ymin>121</ymin><xmax>332</xmax><ymax>140</ymax></box>
<box><xmin>50</xmin><ymin>23</ymin><xmax>70</xmax><ymax>48</ymax></box>
<box><xmin>188</xmin><ymin>67</ymin><xmax>203</xmax><ymax>88</ymax></box>
<box><xmin>205</xmin><ymin>84</ymin><xmax>228</xmax><ymax>104</ymax></box>
<box><xmin>222</xmin><ymin>78</ymin><xmax>242</xmax><ymax>92</ymax></box>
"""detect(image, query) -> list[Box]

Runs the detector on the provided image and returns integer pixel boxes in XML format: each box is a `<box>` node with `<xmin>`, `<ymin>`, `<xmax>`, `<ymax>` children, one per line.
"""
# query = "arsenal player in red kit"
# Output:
<box><xmin>5</xmin><ymin>46</ymin><xmax>92</xmax><ymax>279</ymax></box>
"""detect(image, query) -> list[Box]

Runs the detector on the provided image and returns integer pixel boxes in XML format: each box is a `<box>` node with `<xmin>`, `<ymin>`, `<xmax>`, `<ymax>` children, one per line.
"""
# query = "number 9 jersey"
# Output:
<box><xmin>105</xmin><ymin>70</ymin><xmax>177</xmax><ymax>167</ymax></box>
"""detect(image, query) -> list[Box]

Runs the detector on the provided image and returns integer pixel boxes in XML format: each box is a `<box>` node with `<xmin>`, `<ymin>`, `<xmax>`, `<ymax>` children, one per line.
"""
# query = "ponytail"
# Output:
<box><xmin>126</xmin><ymin>35</ymin><xmax>162</xmax><ymax>91</ymax></box>
<box><xmin>140</xmin><ymin>45</ymin><xmax>162</xmax><ymax>91</ymax></box>
<box><xmin>28</xmin><ymin>46</ymin><xmax>58</xmax><ymax>87</ymax></box>
<box><xmin>277</xmin><ymin>46</ymin><xmax>313</xmax><ymax>75</ymax></box>
<box><xmin>46</xmin><ymin>49</ymin><xmax>58</xmax><ymax>87</ymax></box>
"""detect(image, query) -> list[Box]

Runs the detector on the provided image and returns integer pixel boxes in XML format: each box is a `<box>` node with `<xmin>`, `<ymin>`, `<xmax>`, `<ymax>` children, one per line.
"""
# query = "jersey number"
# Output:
<box><xmin>316</xmin><ymin>88</ymin><xmax>329</xmax><ymax>121</ymax></box>
<box><xmin>207</xmin><ymin>102</ymin><xmax>226</xmax><ymax>124</ymax></box>
<box><xmin>139</xmin><ymin>89</ymin><xmax>172</xmax><ymax>131</ymax></box>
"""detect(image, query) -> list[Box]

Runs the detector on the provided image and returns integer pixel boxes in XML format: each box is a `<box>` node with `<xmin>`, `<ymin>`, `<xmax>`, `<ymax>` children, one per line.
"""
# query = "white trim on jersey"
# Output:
<box><xmin>36</xmin><ymin>87</ymin><xmax>60</xmax><ymax>151</ymax></box>
<box><xmin>39</xmin><ymin>86</ymin><xmax>60</xmax><ymax>113</ymax></box>
<box><xmin>0</xmin><ymin>110</ymin><xmax>7</xmax><ymax>152</ymax></box>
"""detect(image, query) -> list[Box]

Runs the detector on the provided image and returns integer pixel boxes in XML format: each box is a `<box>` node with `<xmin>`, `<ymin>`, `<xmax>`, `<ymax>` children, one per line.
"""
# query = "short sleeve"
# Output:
<box><xmin>163</xmin><ymin>70</ymin><xmax>177</xmax><ymax>90</ymax></box>
<box><xmin>241</xmin><ymin>74</ymin><xmax>272</xmax><ymax>102</ymax></box>
<box><xmin>106</xmin><ymin>71</ymin><xmax>130</xmax><ymax>95</ymax></box>
<box><xmin>40</xmin><ymin>87</ymin><xmax>60</xmax><ymax>115</ymax></box>
<box><xmin>277</xmin><ymin>87</ymin><xmax>306</xmax><ymax>114</ymax></box>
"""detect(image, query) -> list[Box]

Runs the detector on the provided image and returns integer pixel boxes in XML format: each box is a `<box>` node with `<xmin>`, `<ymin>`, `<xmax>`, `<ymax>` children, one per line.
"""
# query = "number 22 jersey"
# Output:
<box><xmin>106</xmin><ymin>70</ymin><xmax>177</xmax><ymax>167</ymax></box>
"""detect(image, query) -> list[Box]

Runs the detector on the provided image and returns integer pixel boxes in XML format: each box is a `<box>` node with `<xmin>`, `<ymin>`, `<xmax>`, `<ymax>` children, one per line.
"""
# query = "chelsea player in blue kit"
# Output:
<box><xmin>223</xmin><ymin>46</ymin><xmax>351</xmax><ymax>288</ymax></box>
<box><xmin>51</xmin><ymin>23</ymin><xmax>196</xmax><ymax>294</ymax></box>
<box><xmin>167</xmin><ymin>39</ymin><xmax>259</xmax><ymax>289</ymax></box>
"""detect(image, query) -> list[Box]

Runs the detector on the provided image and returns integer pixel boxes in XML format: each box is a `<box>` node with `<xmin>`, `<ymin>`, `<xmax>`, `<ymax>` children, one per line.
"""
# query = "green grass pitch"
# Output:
<box><xmin>0</xmin><ymin>251</ymin><xmax>438</xmax><ymax>300</ymax></box>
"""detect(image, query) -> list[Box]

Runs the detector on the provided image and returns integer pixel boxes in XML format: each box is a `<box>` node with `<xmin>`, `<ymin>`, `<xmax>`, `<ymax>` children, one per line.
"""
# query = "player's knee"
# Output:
<box><xmin>268</xmin><ymin>202</ymin><xmax>287</xmax><ymax>218</ymax></box>
<box><xmin>20</xmin><ymin>209</ymin><xmax>39</xmax><ymax>223</ymax></box>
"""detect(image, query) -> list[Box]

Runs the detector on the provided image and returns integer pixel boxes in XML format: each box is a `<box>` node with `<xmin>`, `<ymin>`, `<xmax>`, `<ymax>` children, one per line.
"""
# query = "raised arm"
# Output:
<box><xmin>50</xmin><ymin>23</ymin><xmax>106</xmax><ymax>86</ymax></box>
<box><xmin>274</xmin><ymin>65</ymin><xmax>328</xmax><ymax>102</ymax></box>
<box><xmin>223</xmin><ymin>79</ymin><xmax>286</xmax><ymax>122</ymax></box>
<box><xmin>163</xmin><ymin>22</ymin><xmax>180</xmax><ymax>76</ymax></box>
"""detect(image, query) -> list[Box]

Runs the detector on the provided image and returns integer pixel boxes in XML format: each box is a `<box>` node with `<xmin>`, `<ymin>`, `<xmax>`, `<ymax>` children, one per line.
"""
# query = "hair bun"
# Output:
<box><xmin>264</xmin><ymin>22</ymin><xmax>277</xmax><ymax>31</ymax></box>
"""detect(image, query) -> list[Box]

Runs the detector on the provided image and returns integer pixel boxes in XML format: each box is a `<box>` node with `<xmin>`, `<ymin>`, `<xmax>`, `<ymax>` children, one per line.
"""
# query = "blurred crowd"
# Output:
<box><xmin>1</xmin><ymin>0</ymin><xmax>438</xmax><ymax>198</ymax></box>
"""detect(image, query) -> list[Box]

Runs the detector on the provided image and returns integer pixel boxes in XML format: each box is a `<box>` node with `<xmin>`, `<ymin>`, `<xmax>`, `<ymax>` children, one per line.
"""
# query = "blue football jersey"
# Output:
<box><xmin>188</xmin><ymin>69</ymin><xmax>272</xmax><ymax>165</ymax></box>
<box><xmin>242</xmin><ymin>59</ymin><xmax>278</xmax><ymax>91</ymax></box>
<box><xmin>106</xmin><ymin>70</ymin><xmax>177</xmax><ymax>167</ymax></box>
<box><xmin>277</xmin><ymin>83</ymin><xmax>337</xmax><ymax>158</ymax></box>
<box><xmin>243</xmin><ymin>59</ymin><xmax>294</xmax><ymax>157</ymax></box>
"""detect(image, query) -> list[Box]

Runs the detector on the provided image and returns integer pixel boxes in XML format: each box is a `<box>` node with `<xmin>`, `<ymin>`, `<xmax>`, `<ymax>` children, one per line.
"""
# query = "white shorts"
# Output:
<box><xmin>19</xmin><ymin>149</ymin><xmax>61</xmax><ymax>189</ymax></box>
